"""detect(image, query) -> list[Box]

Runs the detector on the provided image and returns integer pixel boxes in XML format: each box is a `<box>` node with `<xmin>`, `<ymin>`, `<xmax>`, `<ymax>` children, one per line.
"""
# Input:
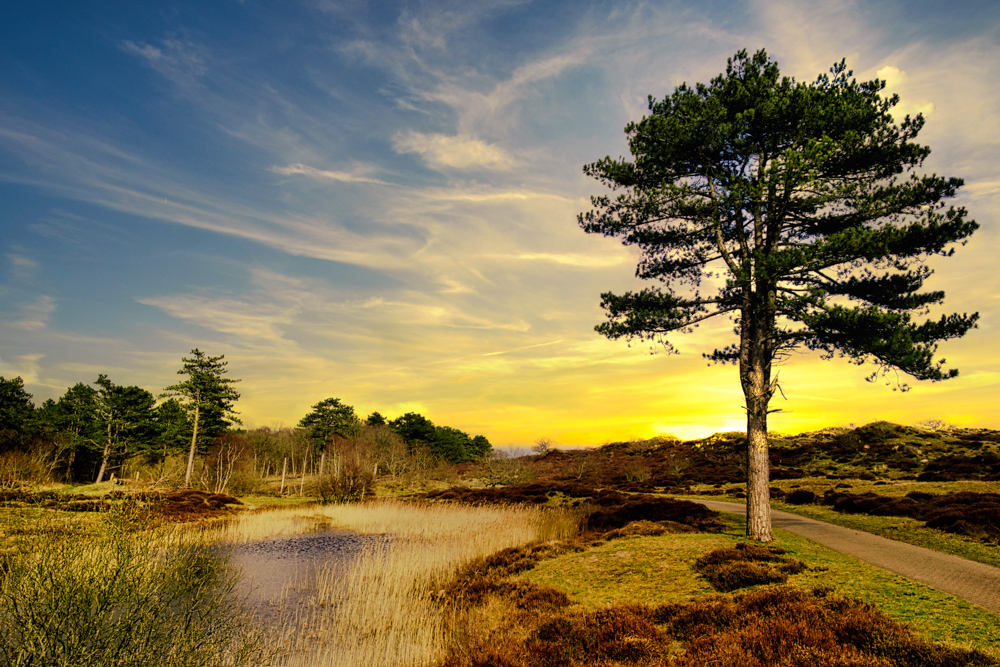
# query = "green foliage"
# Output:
<box><xmin>580</xmin><ymin>48</ymin><xmax>979</xmax><ymax>540</ymax></box>
<box><xmin>163</xmin><ymin>349</ymin><xmax>241</xmax><ymax>443</ymax></box>
<box><xmin>0</xmin><ymin>377</ymin><xmax>34</xmax><ymax>453</ymax></box>
<box><xmin>388</xmin><ymin>411</ymin><xmax>492</xmax><ymax>464</ymax></box>
<box><xmin>152</xmin><ymin>398</ymin><xmax>192</xmax><ymax>458</ymax></box>
<box><xmin>163</xmin><ymin>349</ymin><xmax>241</xmax><ymax>487</ymax></box>
<box><xmin>92</xmin><ymin>375</ymin><xmax>158</xmax><ymax>483</ymax></box>
<box><xmin>34</xmin><ymin>383</ymin><xmax>101</xmax><ymax>481</ymax></box>
<box><xmin>389</xmin><ymin>411</ymin><xmax>437</xmax><ymax>445</ymax></box>
<box><xmin>581</xmin><ymin>47</ymin><xmax>977</xmax><ymax>382</ymax></box>
<box><xmin>0</xmin><ymin>509</ymin><xmax>269</xmax><ymax>666</ymax></box>
<box><xmin>298</xmin><ymin>397</ymin><xmax>358</xmax><ymax>446</ymax></box>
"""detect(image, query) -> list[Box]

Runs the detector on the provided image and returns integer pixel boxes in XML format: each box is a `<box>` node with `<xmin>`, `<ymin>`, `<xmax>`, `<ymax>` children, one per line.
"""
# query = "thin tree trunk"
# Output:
<box><xmin>95</xmin><ymin>441</ymin><xmax>111</xmax><ymax>484</ymax></box>
<box><xmin>96</xmin><ymin>423</ymin><xmax>113</xmax><ymax>483</ymax></box>
<box><xmin>184</xmin><ymin>403</ymin><xmax>200</xmax><ymax>488</ymax></box>
<box><xmin>280</xmin><ymin>457</ymin><xmax>287</xmax><ymax>495</ymax></box>
<box><xmin>319</xmin><ymin>451</ymin><xmax>325</xmax><ymax>478</ymax></box>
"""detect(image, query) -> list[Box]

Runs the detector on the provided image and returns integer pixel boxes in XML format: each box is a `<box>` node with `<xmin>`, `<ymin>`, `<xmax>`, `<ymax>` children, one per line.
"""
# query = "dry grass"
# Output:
<box><xmin>202</xmin><ymin>500</ymin><xmax>580</xmax><ymax>667</ymax></box>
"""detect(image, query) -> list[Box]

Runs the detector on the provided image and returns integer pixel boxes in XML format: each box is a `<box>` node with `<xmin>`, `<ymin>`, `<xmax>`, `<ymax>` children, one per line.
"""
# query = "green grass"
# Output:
<box><xmin>523</xmin><ymin>514</ymin><xmax>1000</xmax><ymax>658</ymax></box>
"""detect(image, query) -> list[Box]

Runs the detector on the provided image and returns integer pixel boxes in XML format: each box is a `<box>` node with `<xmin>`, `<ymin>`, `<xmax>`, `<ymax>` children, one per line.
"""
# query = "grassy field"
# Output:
<box><xmin>2</xmin><ymin>466</ymin><xmax>998</xmax><ymax>665</ymax></box>
<box><xmin>524</xmin><ymin>513</ymin><xmax>1000</xmax><ymax>658</ymax></box>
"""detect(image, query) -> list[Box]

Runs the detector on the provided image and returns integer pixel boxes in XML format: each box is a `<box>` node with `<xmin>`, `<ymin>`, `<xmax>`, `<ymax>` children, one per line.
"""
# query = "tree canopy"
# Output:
<box><xmin>580</xmin><ymin>49</ymin><xmax>978</xmax><ymax>540</ymax></box>
<box><xmin>163</xmin><ymin>349</ymin><xmax>241</xmax><ymax>488</ymax></box>
<box><xmin>298</xmin><ymin>397</ymin><xmax>358</xmax><ymax>446</ymax></box>
<box><xmin>0</xmin><ymin>376</ymin><xmax>34</xmax><ymax>452</ymax></box>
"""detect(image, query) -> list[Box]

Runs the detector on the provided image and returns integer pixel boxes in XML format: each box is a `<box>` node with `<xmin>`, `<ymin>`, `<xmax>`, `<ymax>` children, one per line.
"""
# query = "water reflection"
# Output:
<box><xmin>228</xmin><ymin>530</ymin><xmax>385</xmax><ymax>622</ymax></box>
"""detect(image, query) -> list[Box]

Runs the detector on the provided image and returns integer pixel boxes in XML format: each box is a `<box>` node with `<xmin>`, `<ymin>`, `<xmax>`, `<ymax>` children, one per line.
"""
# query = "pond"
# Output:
<box><xmin>226</xmin><ymin>530</ymin><xmax>387</xmax><ymax>622</ymax></box>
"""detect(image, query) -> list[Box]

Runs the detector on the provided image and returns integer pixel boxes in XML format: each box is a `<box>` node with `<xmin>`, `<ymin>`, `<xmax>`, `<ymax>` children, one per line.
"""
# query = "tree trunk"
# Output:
<box><xmin>740</xmin><ymin>292</ymin><xmax>775</xmax><ymax>542</ymax></box>
<box><xmin>280</xmin><ymin>457</ymin><xmax>287</xmax><ymax>495</ymax></box>
<box><xmin>95</xmin><ymin>441</ymin><xmax>111</xmax><ymax>484</ymax></box>
<box><xmin>184</xmin><ymin>403</ymin><xmax>200</xmax><ymax>488</ymax></box>
<box><xmin>95</xmin><ymin>423</ymin><xmax>113</xmax><ymax>483</ymax></box>
<box><xmin>745</xmin><ymin>393</ymin><xmax>773</xmax><ymax>541</ymax></box>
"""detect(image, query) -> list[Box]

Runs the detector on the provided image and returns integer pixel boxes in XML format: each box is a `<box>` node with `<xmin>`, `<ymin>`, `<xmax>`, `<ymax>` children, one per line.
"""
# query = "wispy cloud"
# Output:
<box><xmin>511</xmin><ymin>252</ymin><xmax>629</xmax><ymax>267</ymax></box>
<box><xmin>121</xmin><ymin>38</ymin><xmax>210</xmax><ymax>87</ymax></box>
<box><xmin>393</xmin><ymin>132</ymin><xmax>516</xmax><ymax>170</ymax></box>
<box><xmin>11</xmin><ymin>295</ymin><xmax>55</xmax><ymax>331</ymax></box>
<box><xmin>6</xmin><ymin>254</ymin><xmax>38</xmax><ymax>279</ymax></box>
<box><xmin>271</xmin><ymin>163</ymin><xmax>391</xmax><ymax>185</ymax></box>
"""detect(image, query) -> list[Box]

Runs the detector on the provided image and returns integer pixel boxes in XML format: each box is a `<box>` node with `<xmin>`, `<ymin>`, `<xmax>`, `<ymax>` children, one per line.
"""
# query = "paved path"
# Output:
<box><xmin>685</xmin><ymin>498</ymin><xmax>1000</xmax><ymax>615</ymax></box>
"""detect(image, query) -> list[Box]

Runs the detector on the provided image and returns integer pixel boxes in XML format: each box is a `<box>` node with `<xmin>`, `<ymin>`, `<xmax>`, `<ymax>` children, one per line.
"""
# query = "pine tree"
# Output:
<box><xmin>163</xmin><ymin>349</ymin><xmax>241</xmax><ymax>488</ymax></box>
<box><xmin>579</xmin><ymin>49</ymin><xmax>979</xmax><ymax>540</ymax></box>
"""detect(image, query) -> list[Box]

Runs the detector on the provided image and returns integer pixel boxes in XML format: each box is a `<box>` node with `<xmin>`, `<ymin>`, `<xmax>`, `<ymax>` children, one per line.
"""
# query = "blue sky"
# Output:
<box><xmin>2</xmin><ymin>0</ymin><xmax>998</xmax><ymax>445</ymax></box>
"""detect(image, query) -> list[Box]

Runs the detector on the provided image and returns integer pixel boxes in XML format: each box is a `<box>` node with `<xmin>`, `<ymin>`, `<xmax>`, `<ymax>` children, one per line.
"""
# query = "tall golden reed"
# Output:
<box><xmin>209</xmin><ymin>500</ymin><xmax>579</xmax><ymax>667</ymax></box>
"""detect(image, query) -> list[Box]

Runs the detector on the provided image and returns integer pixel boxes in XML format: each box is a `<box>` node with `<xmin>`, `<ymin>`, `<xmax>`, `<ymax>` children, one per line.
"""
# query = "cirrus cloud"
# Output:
<box><xmin>392</xmin><ymin>131</ymin><xmax>516</xmax><ymax>171</ymax></box>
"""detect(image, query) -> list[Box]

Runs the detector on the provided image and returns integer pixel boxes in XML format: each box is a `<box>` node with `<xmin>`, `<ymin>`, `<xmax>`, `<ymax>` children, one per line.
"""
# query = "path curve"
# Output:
<box><xmin>685</xmin><ymin>498</ymin><xmax>1000</xmax><ymax>615</ymax></box>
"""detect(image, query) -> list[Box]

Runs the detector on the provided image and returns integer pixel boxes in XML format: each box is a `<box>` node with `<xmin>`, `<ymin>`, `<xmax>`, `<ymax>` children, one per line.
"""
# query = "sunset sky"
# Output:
<box><xmin>2</xmin><ymin>0</ymin><xmax>998</xmax><ymax>446</ymax></box>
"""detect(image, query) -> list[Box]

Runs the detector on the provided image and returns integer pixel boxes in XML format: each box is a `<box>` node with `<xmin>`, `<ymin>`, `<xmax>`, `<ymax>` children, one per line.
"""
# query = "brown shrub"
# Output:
<box><xmin>694</xmin><ymin>543</ymin><xmax>808</xmax><ymax>592</ymax></box>
<box><xmin>663</xmin><ymin>588</ymin><xmax>998</xmax><ymax>667</ymax></box>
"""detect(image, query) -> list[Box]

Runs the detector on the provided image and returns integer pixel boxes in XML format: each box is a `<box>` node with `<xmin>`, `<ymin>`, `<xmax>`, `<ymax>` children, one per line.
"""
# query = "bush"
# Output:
<box><xmin>785</xmin><ymin>489</ymin><xmax>817</xmax><ymax>505</ymax></box>
<box><xmin>316</xmin><ymin>456</ymin><xmax>375</xmax><ymax>503</ymax></box>
<box><xmin>694</xmin><ymin>542</ymin><xmax>808</xmax><ymax>592</ymax></box>
<box><xmin>480</xmin><ymin>451</ymin><xmax>534</xmax><ymax>487</ymax></box>
<box><xmin>0</xmin><ymin>507</ymin><xmax>269</xmax><ymax>666</ymax></box>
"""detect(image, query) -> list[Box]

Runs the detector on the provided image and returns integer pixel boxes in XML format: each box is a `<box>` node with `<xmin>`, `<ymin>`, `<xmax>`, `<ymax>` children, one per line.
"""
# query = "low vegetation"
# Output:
<box><xmin>1</xmin><ymin>419</ymin><xmax>998</xmax><ymax>665</ymax></box>
<box><xmin>0</xmin><ymin>506</ymin><xmax>269</xmax><ymax>667</ymax></box>
<box><xmin>437</xmin><ymin>513</ymin><xmax>999</xmax><ymax>667</ymax></box>
<box><xmin>693</xmin><ymin>542</ymin><xmax>807</xmax><ymax>592</ymax></box>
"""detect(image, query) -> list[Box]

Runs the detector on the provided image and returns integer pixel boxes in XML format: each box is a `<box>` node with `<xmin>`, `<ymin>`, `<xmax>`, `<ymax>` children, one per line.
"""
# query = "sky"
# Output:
<box><xmin>1</xmin><ymin>0</ymin><xmax>998</xmax><ymax>446</ymax></box>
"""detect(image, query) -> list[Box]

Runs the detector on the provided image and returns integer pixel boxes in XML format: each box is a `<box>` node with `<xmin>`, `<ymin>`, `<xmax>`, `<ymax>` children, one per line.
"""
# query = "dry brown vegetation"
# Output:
<box><xmin>694</xmin><ymin>542</ymin><xmax>808</xmax><ymax>592</ymax></box>
<box><xmin>779</xmin><ymin>489</ymin><xmax>1000</xmax><ymax>544</ymax></box>
<box><xmin>452</xmin><ymin>423</ymin><xmax>1000</xmax><ymax>493</ymax></box>
<box><xmin>440</xmin><ymin>578</ymin><xmax>998</xmax><ymax>667</ymax></box>
<box><xmin>0</xmin><ymin>488</ymin><xmax>243</xmax><ymax>521</ymax></box>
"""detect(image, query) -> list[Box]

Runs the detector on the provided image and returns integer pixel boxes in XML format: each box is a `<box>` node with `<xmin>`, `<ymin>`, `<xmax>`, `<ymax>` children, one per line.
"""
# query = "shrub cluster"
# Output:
<box><xmin>0</xmin><ymin>509</ymin><xmax>269</xmax><ymax>667</ymax></box>
<box><xmin>0</xmin><ymin>488</ymin><xmax>242</xmax><ymax>521</ymax></box>
<box><xmin>693</xmin><ymin>542</ymin><xmax>808</xmax><ymax>592</ymax></box>
<box><xmin>441</xmin><ymin>586</ymin><xmax>997</xmax><ymax>667</ymax></box>
<box><xmin>918</xmin><ymin>451</ymin><xmax>1000</xmax><ymax>481</ymax></box>
<box><xmin>820</xmin><ymin>491</ymin><xmax>1000</xmax><ymax>543</ymax></box>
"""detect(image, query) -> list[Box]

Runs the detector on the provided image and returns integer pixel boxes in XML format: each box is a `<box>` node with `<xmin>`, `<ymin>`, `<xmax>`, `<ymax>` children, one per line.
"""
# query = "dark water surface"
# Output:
<box><xmin>226</xmin><ymin>530</ymin><xmax>386</xmax><ymax>621</ymax></box>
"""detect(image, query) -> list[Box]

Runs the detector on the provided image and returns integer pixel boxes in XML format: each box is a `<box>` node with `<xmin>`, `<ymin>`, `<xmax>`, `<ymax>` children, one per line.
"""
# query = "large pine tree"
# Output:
<box><xmin>579</xmin><ymin>49</ymin><xmax>978</xmax><ymax>540</ymax></box>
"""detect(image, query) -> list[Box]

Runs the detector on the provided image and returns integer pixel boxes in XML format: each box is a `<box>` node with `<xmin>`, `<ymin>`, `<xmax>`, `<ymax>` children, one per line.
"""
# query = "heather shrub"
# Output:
<box><xmin>694</xmin><ymin>543</ymin><xmax>807</xmax><ymax>592</ymax></box>
<box><xmin>785</xmin><ymin>489</ymin><xmax>817</xmax><ymax>505</ymax></box>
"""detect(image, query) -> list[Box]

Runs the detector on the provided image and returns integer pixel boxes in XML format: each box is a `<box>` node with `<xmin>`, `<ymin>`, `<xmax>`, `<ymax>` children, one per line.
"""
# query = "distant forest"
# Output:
<box><xmin>0</xmin><ymin>357</ymin><xmax>491</xmax><ymax>490</ymax></box>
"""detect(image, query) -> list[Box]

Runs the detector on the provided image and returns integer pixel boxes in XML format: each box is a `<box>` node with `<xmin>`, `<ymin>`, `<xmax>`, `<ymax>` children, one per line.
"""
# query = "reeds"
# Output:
<box><xmin>0</xmin><ymin>506</ymin><xmax>269</xmax><ymax>667</ymax></box>
<box><xmin>206</xmin><ymin>500</ymin><xmax>580</xmax><ymax>667</ymax></box>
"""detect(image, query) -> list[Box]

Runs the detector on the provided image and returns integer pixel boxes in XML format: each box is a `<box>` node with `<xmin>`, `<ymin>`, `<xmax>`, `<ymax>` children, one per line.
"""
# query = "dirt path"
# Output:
<box><xmin>686</xmin><ymin>498</ymin><xmax>1000</xmax><ymax>615</ymax></box>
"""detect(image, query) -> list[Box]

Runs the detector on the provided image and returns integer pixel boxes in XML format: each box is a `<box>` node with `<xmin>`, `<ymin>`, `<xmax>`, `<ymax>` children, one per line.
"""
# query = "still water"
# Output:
<box><xmin>227</xmin><ymin>530</ymin><xmax>386</xmax><ymax>621</ymax></box>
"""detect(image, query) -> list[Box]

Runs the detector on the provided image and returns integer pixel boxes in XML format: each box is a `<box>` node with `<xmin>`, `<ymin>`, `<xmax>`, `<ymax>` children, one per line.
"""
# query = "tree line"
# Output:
<box><xmin>0</xmin><ymin>348</ymin><xmax>491</xmax><ymax>490</ymax></box>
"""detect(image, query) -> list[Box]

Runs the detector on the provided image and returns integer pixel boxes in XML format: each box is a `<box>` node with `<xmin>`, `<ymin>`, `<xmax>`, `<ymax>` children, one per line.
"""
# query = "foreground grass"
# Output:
<box><xmin>0</xmin><ymin>507</ymin><xmax>269</xmax><ymax>667</ymax></box>
<box><xmin>524</xmin><ymin>513</ymin><xmax>1000</xmax><ymax>657</ymax></box>
<box><xmin>205</xmin><ymin>500</ymin><xmax>581</xmax><ymax>667</ymax></box>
